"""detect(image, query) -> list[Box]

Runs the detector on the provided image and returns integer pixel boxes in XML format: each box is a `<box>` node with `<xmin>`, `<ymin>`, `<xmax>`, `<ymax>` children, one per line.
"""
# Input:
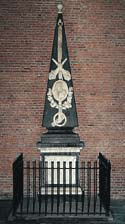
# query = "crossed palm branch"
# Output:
<box><xmin>49</xmin><ymin>58</ymin><xmax>71</xmax><ymax>81</ymax></box>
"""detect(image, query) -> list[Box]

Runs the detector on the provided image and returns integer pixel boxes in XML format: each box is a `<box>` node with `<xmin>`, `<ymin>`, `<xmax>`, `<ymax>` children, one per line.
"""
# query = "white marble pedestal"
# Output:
<box><xmin>38</xmin><ymin>147</ymin><xmax>83</xmax><ymax>195</ymax></box>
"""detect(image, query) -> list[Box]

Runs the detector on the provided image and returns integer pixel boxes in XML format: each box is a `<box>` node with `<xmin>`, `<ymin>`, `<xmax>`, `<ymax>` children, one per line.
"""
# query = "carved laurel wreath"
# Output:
<box><xmin>47</xmin><ymin>86</ymin><xmax>73</xmax><ymax>110</ymax></box>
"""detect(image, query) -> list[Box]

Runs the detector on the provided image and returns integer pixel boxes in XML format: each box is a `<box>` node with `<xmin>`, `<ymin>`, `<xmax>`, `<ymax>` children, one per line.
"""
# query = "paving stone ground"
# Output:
<box><xmin>111</xmin><ymin>199</ymin><xmax>125</xmax><ymax>224</ymax></box>
<box><xmin>0</xmin><ymin>199</ymin><xmax>125</xmax><ymax>224</ymax></box>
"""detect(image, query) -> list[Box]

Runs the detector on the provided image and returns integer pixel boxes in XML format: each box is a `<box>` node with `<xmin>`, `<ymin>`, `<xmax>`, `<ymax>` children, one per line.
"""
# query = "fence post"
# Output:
<box><xmin>13</xmin><ymin>154</ymin><xmax>23</xmax><ymax>216</ymax></box>
<box><xmin>106</xmin><ymin>160</ymin><xmax>111</xmax><ymax>216</ymax></box>
<box><xmin>99</xmin><ymin>153</ymin><xmax>111</xmax><ymax>216</ymax></box>
<box><xmin>99</xmin><ymin>155</ymin><xmax>102</xmax><ymax>214</ymax></box>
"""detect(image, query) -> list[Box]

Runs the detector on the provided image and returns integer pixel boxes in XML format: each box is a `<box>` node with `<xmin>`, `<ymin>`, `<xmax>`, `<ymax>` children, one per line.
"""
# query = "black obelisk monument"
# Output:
<box><xmin>42</xmin><ymin>5</ymin><xmax>78</xmax><ymax>130</ymax></box>
<box><xmin>37</xmin><ymin>4</ymin><xmax>84</xmax><ymax>194</ymax></box>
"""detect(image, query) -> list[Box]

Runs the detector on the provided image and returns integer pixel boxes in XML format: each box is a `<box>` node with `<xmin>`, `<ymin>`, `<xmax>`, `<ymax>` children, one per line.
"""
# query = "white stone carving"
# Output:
<box><xmin>47</xmin><ymin>85</ymin><xmax>73</xmax><ymax>110</ymax></box>
<box><xmin>57</xmin><ymin>4</ymin><xmax>63</xmax><ymax>14</ymax></box>
<box><xmin>52</xmin><ymin>112</ymin><xmax>67</xmax><ymax>127</ymax></box>
<box><xmin>49</xmin><ymin>58</ymin><xmax>71</xmax><ymax>81</ymax></box>
<box><xmin>52</xmin><ymin>80</ymin><xmax>67</xmax><ymax>127</ymax></box>
<box><xmin>52</xmin><ymin>80</ymin><xmax>68</xmax><ymax>102</ymax></box>
<box><xmin>47</xmin><ymin>80</ymin><xmax>73</xmax><ymax>127</ymax></box>
<box><xmin>58</xmin><ymin>19</ymin><xmax>63</xmax><ymax>63</ymax></box>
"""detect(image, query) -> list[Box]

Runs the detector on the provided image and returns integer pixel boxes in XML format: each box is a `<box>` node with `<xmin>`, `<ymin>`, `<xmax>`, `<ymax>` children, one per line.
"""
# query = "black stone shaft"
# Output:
<box><xmin>42</xmin><ymin>12</ymin><xmax>78</xmax><ymax>131</ymax></box>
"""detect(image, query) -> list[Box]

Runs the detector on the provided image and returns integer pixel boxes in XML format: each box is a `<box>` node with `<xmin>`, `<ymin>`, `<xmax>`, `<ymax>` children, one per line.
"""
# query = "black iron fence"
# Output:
<box><xmin>12</xmin><ymin>153</ymin><xmax>111</xmax><ymax>217</ymax></box>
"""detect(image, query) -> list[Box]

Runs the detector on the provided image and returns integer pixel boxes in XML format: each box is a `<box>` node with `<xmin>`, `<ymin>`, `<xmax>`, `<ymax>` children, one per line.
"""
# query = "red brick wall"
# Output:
<box><xmin>0</xmin><ymin>0</ymin><xmax>125</xmax><ymax>199</ymax></box>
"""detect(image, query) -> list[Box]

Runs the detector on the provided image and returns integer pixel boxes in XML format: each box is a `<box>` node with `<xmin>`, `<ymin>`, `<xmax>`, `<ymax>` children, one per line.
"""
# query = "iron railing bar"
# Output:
<box><xmin>99</xmin><ymin>154</ymin><xmax>111</xmax><ymax>216</ymax></box>
<box><xmin>27</xmin><ymin>161</ymin><xmax>30</xmax><ymax>214</ymax></box>
<box><xmin>39</xmin><ymin>161</ymin><xmax>41</xmax><ymax>215</ymax></box>
<box><xmin>106</xmin><ymin>161</ymin><xmax>111</xmax><ymax>216</ymax></box>
<box><xmin>99</xmin><ymin>159</ymin><xmax>103</xmax><ymax>216</ymax></box>
<box><xmin>24</xmin><ymin>166</ymin><xmax>99</xmax><ymax>170</ymax></box>
<box><xmin>57</xmin><ymin>161</ymin><xmax>60</xmax><ymax>215</ymax></box>
<box><xmin>63</xmin><ymin>162</ymin><xmax>66</xmax><ymax>215</ymax></box>
<box><xmin>33</xmin><ymin>160</ymin><xmax>36</xmax><ymax>214</ymax></box>
<box><xmin>75</xmin><ymin>160</ymin><xmax>78</xmax><ymax>216</ymax></box>
<box><xmin>69</xmin><ymin>161</ymin><xmax>72</xmax><ymax>215</ymax></box>
<box><xmin>51</xmin><ymin>161</ymin><xmax>54</xmax><ymax>215</ymax></box>
<box><xmin>20</xmin><ymin>158</ymin><xmax>24</xmax><ymax>215</ymax></box>
<box><xmin>41</xmin><ymin>161</ymin><xmax>44</xmax><ymax>215</ymax></box>
<box><xmin>94</xmin><ymin>161</ymin><xmax>97</xmax><ymax>215</ymax></box>
<box><xmin>13</xmin><ymin>154</ymin><xmax>23</xmax><ymax>216</ymax></box>
<box><xmin>45</xmin><ymin>161</ymin><xmax>48</xmax><ymax>216</ymax></box>
<box><xmin>81</xmin><ymin>161</ymin><xmax>85</xmax><ymax>213</ymax></box>
<box><xmin>87</xmin><ymin>161</ymin><xmax>91</xmax><ymax>216</ymax></box>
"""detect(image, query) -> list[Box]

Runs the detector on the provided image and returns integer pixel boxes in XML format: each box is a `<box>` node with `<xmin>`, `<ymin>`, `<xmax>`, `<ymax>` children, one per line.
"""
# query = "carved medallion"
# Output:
<box><xmin>47</xmin><ymin>80</ymin><xmax>73</xmax><ymax>127</ymax></box>
<box><xmin>52</xmin><ymin>80</ymin><xmax>68</xmax><ymax>102</ymax></box>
